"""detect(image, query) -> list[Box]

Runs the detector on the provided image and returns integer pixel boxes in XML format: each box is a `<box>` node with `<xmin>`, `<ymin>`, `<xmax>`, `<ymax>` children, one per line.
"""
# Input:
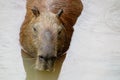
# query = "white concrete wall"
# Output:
<box><xmin>58</xmin><ymin>0</ymin><xmax>120</xmax><ymax>80</ymax></box>
<box><xmin>0</xmin><ymin>0</ymin><xmax>26</xmax><ymax>80</ymax></box>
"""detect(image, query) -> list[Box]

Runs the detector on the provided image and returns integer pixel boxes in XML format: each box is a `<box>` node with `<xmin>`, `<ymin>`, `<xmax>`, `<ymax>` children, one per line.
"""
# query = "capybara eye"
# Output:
<box><xmin>58</xmin><ymin>30</ymin><xmax>61</xmax><ymax>35</ymax></box>
<box><xmin>33</xmin><ymin>27</ymin><xmax>37</xmax><ymax>32</ymax></box>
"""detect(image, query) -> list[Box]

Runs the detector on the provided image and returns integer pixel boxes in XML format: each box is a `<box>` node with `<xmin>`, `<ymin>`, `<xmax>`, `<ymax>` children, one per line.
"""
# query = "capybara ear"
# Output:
<box><xmin>31</xmin><ymin>6</ymin><xmax>40</xmax><ymax>17</ymax></box>
<box><xmin>56</xmin><ymin>9</ymin><xmax>63</xmax><ymax>18</ymax></box>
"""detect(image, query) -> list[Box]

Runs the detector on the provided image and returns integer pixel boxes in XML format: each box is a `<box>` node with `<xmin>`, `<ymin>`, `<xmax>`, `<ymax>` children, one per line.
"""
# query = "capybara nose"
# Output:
<box><xmin>38</xmin><ymin>55</ymin><xmax>55</xmax><ymax>71</ymax></box>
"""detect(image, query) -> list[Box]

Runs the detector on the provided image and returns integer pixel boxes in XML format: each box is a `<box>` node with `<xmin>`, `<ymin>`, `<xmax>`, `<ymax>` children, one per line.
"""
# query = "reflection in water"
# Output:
<box><xmin>21</xmin><ymin>51</ymin><xmax>66</xmax><ymax>80</ymax></box>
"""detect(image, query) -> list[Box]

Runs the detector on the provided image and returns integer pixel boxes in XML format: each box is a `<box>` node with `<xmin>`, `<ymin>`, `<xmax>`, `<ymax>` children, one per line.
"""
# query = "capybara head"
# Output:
<box><xmin>29</xmin><ymin>7</ymin><xmax>66</xmax><ymax>71</ymax></box>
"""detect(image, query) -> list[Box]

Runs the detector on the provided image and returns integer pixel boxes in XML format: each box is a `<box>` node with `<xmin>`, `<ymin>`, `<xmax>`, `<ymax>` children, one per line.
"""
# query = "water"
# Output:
<box><xmin>22</xmin><ymin>51</ymin><xmax>66</xmax><ymax>80</ymax></box>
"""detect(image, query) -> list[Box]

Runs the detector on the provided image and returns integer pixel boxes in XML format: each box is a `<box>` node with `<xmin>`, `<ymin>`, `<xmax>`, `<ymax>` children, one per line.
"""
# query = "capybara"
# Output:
<box><xmin>20</xmin><ymin>0</ymin><xmax>83</xmax><ymax>71</ymax></box>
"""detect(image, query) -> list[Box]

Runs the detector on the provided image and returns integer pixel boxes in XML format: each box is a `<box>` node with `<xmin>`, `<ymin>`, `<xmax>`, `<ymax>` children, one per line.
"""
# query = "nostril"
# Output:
<box><xmin>39</xmin><ymin>55</ymin><xmax>44</xmax><ymax>60</ymax></box>
<box><xmin>39</xmin><ymin>56</ymin><xmax>44</xmax><ymax>58</ymax></box>
<box><xmin>39</xmin><ymin>55</ymin><xmax>48</xmax><ymax>61</ymax></box>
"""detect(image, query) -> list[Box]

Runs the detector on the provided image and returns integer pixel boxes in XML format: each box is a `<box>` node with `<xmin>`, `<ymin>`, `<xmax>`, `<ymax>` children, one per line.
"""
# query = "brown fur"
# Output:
<box><xmin>20</xmin><ymin>0</ymin><xmax>83</xmax><ymax>71</ymax></box>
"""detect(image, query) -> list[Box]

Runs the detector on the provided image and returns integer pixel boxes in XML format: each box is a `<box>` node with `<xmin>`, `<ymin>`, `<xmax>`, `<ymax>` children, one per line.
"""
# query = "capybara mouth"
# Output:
<box><xmin>35</xmin><ymin>66</ymin><xmax>54</xmax><ymax>72</ymax></box>
<box><xmin>35</xmin><ymin>64</ymin><xmax>54</xmax><ymax>72</ymax></box>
